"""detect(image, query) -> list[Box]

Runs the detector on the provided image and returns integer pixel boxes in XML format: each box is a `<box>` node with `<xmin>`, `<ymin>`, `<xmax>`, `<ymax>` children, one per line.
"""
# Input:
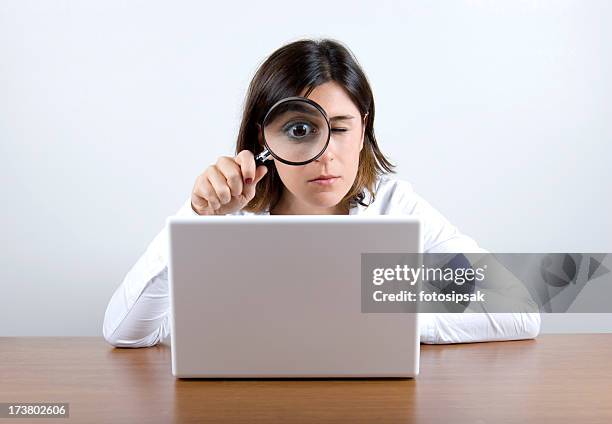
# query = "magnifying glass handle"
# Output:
<box><xmin>254</xmin><ymin>149</ymin><xmax>270</xmax><ymax>166</ymax></box>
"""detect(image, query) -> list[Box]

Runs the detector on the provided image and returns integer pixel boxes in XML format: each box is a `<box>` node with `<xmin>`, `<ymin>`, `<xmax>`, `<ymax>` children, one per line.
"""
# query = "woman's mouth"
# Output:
<box><xmin>308</xmin><ymin>175</ymin><xmax>340</xmax><ymax>185</ymax></box>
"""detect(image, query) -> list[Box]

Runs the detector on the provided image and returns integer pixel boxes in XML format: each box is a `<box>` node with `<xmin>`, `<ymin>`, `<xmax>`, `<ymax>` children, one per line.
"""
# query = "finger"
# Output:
<box><xmin>234</xmin><ymin>150</ymin><xmax>256</xmax><ymax>185</ymax></box>
<box><xmin>215</xmin><ymin>156</ymin><xmax>243</xmax><ymax>197</ymax></box>
<box><xmin>195</xmin><ymin>175</ymin><xmax>220</xmax><ymax>210</ymax></box>
<box><xmin>243</xmin><ymin>165</ymin><xmax>268</xmax><ymax>200</ymax></box>
<box><xmin>207</xmin><ymin>166</ymin><xmax>232</xmax><ymax>205</ymax></box>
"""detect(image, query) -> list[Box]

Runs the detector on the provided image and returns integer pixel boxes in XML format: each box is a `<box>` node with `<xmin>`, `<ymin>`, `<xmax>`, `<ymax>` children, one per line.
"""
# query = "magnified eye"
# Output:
<box><xmin>282</xmin><ymin>121</ymin><xmax>318</xmax><ymax>140</ymax></box>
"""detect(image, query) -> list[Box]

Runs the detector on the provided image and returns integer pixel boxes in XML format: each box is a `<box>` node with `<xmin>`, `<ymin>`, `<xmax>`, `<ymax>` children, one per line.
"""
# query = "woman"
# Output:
<box><xmin>103</xmin><ymin>38</ymin><xmax>541</xmax><ymax>348</ymax></box>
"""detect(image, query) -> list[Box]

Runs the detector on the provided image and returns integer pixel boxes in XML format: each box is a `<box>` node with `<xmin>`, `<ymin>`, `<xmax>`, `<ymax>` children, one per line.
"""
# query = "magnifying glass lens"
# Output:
<box><xmin>262</xmin><ymin>100</ymin><xmax>329</xmax><ymax>164</ymax></box>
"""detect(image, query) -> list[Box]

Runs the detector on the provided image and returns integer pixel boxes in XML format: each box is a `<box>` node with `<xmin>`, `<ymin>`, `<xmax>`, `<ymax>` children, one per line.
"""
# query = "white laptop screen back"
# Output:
<box><xmin>167</xmin><ymin>215</ymin><xmax>421</xmax><ymax>378</ymax></box>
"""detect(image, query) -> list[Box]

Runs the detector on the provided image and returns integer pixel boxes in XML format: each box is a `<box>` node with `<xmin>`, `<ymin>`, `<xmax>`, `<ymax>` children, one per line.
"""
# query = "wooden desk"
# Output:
<box><xmin>0</xmin><ymin>335</ymin><xmax>610</xmax><ymax>423</ymax></box>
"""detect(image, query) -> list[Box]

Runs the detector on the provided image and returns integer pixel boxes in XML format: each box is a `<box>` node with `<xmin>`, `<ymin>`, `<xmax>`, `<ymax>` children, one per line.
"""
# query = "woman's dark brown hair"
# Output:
<box><xmin>236</xmin><ymin>38</ymin><xmax>395</xmax><ymax>213</ymax></box>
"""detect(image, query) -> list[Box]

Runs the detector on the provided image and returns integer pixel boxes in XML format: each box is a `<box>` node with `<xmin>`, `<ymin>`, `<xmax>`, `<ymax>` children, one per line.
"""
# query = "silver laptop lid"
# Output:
<box><xmin>167</xmin><ymin>215</ymin><xmax>421</xmax><ymax>378</ymax></box>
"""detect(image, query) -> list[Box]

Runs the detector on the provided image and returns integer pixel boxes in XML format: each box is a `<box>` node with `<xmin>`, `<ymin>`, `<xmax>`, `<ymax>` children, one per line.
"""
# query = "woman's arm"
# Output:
<box><xmin>402</xmin><ymin>185</ymin><xmax>542</xmax><ymax>344</ymax></box>
<box><xmin>420</xmin><ymin>312</ymin><xmax>541</xmax><ymax>344</ymax></box>
<box><xmin>102</xmin><ymin>197</ymin><xmax>197</xmax><ymax>347</ymax></box>
<box><xmin>419</xmin><ymin>238</ymin><xmax>542</xmax><ymax>344</ymax></box>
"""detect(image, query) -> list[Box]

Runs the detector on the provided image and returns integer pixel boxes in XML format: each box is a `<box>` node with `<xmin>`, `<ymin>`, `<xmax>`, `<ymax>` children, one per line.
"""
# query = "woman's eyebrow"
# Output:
<box><xmin>329</xmin><ymin>115</ymin><xmax>355</xmax><ymax>122</ymax></box>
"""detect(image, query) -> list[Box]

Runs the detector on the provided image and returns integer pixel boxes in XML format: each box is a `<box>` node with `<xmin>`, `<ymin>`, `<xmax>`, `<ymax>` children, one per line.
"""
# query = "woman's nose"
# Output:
<box><xmin>314</xmin><ymin>137</ymin><xmax>337</xmax><ymax>163</ymax></box>
<box><xmin>314</xmin><ymin>148</ymin><xmax>334</xmax><ymax>163</ymax></box>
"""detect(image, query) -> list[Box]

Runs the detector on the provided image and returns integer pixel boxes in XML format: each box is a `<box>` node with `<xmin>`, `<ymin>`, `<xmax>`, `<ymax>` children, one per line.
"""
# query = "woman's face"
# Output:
<box><xmin>262</xmin><ymin>81</ymin><xmax>366</xmax><ymax>212</ymax></box>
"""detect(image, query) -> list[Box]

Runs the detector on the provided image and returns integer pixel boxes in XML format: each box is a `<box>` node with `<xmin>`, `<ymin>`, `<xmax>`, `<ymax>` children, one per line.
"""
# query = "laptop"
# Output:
<box><xmin>167</xmin><ymin>214</ymin><xmax>421</xmax><ymax>378</ymax></box>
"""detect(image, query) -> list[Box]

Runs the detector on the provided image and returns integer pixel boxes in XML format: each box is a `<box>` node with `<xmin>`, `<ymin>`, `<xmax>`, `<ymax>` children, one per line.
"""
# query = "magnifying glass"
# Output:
<box><xmin>254</xmin><ymin>96</ymin><xmax>331</xmax><ymax>166</ymax></box>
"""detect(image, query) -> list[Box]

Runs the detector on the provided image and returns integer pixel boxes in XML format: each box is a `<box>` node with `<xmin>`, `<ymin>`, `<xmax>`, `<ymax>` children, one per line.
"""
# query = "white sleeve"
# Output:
<box><xmin>102</xmin><ymin>197</ymin><xmax>198</xmax><ymax>347</ymax></box>
<box><xmin>407</xmin><ymin>188</ymin><xmax>542</xmax><ymax>344</ymax></box>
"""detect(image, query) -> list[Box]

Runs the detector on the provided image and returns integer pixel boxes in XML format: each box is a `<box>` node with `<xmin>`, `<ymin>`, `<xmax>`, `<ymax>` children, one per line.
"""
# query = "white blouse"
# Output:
<box><xmin>102</xmin><ymin>174</ymin><xmax>541</xmax><ymax>348</ymax></box>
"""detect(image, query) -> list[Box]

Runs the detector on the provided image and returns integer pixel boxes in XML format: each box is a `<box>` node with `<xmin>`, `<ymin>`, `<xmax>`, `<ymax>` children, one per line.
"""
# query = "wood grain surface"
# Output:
<box><xmin>1</xmin><ymin>335</ymin><xmax>610</xmax><ymax>423</ymax></box>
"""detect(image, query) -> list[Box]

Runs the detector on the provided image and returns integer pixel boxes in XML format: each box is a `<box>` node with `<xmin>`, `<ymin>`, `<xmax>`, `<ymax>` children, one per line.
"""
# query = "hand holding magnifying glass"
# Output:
<box><xmin>191</xmin><ymin>96</ymin><xmax>331</xmax><ymax>215</ymax></box>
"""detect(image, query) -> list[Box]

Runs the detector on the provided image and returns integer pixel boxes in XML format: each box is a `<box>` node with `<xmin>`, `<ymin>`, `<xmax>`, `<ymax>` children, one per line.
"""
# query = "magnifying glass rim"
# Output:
<box><xmin>260</xmin><ymin>96</ymin><xmax>331</xmax><ymax>166</ymax></box>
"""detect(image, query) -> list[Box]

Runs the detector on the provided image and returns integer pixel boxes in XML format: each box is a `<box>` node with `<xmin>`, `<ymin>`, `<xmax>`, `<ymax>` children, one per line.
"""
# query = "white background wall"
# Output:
<box><xmin>1</xmin><ymin>0</ymin><xmax>610</xmax><ymax>336</ymax></box>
